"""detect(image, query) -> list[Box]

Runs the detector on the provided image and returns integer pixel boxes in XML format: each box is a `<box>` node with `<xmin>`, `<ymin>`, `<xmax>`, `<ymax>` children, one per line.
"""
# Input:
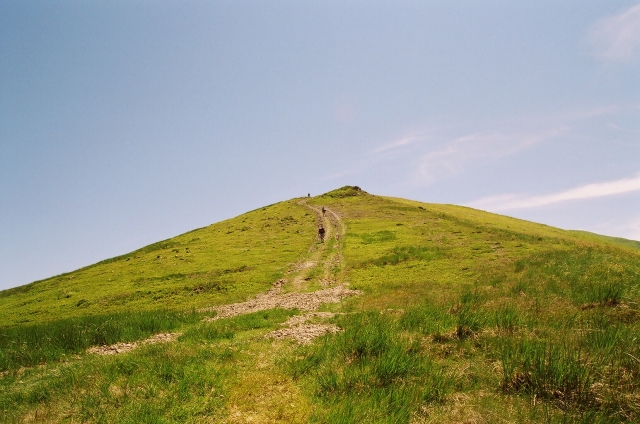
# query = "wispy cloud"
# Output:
<box><xmin>414</xmin><ymin>127</ymin><xmax>567</xmax><ymax>184</ymax></box>
<box><xmin>322</xmin><ymin>105</ymin><xmax>630</xmax><ymax>186</ymax></box>
<box><xmin>587</xmin><ymin>3</ymin><xmax>640</xmax><ymax>62</ymax></box>
<box><xmin>373</xmin><ymin>134</ymin><xmax>425</xmax><ymax>153</ymax></box>
<box><xmin>468</xmin><ymin>173</ymin><xmax>640</xmax><ymax>211</ymax></box>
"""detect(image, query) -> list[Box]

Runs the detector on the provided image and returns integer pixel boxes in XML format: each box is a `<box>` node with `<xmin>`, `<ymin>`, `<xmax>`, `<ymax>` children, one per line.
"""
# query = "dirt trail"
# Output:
<box><xmin>87</xmin><ymin>203</ymin><xmax>355</xmax><ymax>355</ymax></box>
<box><xmin>216</xmin><ymin>204</ymin><xmax>353</xmax><ymax>422</ymax></box>
<box><xmin>201</xmin><ymin>283</ymin><xmax>359</xmax><ymax>320</ymax></box>
<box><xmin>200</xmin><ymin>201</ymin><xmax>358</xmax><ymax>342</ymax></box>
<box><xmin>265</xmin><ymin>312</ymin><xmax>340</xmax><ymax>344</ymax></box>
<box><xmin>302</xmin><ymin>202</ymin><xmax>345</xmax><ymax>288</ymax></box>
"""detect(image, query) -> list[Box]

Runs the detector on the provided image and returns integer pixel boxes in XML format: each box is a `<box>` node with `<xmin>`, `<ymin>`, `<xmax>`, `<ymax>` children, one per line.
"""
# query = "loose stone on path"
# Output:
<box><xmin>265</xmin><ymin>312</ymin><xmax>341</xmax><ymax>344</ymax></box>
<box><xmin>200</xmin><ymin>282</ymin><xmax>361</xmax><ymax>320</ymax></box>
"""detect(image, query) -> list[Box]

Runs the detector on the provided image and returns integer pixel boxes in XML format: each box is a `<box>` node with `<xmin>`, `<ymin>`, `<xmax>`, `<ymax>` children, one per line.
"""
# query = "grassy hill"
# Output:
<box><xmin>568</xmin><ymin>230</ymin><xmax>640</xmax><ymax>252</ymax></box>
<box><xmin>0</xmin><ymin>201</ymin><xmax>316</xmax><ymax>326</ymax></box>
<box><xmin>2</xmin><ymin>186</ymin><xmax>640</xmax><ymax>423</ymax></box>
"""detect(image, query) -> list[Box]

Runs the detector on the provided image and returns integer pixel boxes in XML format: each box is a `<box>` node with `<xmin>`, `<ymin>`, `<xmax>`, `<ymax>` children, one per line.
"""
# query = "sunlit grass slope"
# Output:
<box><xmin>2</xmin><ymin>186</ymin><xmax>640</xmax><ymax>423</ymax></box>
<box><xmin>569</xmin><ymin>230</ymin><xmax>640</xmax><ymax>252</ymax></box>
<box><xmin>310</xmin><ymin>191</ymin><xmax>640</xmax><ymax>311</ymax></box>
<box><xmin>296</xmin><ymin>187</ymin><xmax>640</xmax><ymax>422</ymax></box>
<box><xmin>0</xmin><ymin>200</ymin><xmax>316</xmax><ymax>326</ymax></box>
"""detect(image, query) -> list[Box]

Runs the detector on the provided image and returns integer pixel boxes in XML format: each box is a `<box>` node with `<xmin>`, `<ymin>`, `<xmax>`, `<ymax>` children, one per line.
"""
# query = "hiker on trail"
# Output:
<box><xmin>318</xmin><ymin>224</ymin><xmax>326</xmax><ymax>242</ymax></box>
<box><xmin>322</xmin><ymin>206</ymin><xmax>326</xmax><ymax>217</ymax></box>
<box><xmin>308</xmin><ymin>193</ymin><xmax>310</xmax><ymax>197</ymax></box>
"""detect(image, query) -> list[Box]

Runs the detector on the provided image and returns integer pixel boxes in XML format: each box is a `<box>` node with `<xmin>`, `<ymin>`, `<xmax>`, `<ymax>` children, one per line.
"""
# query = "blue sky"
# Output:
<box><xmin>1</xmin><ymin>1</ymin><xmax>639</xmax><ymax>290</ymax></box>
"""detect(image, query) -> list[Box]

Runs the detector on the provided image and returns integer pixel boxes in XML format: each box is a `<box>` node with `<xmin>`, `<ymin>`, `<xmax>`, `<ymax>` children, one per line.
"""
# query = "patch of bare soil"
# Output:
<box><xmin>201</xmin><ymin>204</ymin><xmax>357</xmax><ymax>351</ymax></box>
<box><xmin>266</xmin><ymin>324</ymin><xmax>340</xmax><ymax>344</ymax></box>
<box><xmin>325</xmin><ymin>252</ymin><xmax>341</xmax><ymax>269</ymax></box>
<box><xmin>318</xmin><ymin>278</ymin><xmax>336</xmax><ymax>287</ymax></box>
<box><xmin>266</xmin><ymin>312</ymin><xmax>341</xmax><ymax>344</ymax></box>
<box><xmin>283</xmin><ymin>311</ymin><xmax>336</xmax><ymax>326</ymax></box>
<box><xmin>201</xmin><ymin>282</ymin><xmax>360</xmax><ymax>320</ymax></box>
<box><xmin>86</xmin><ymin>332</ymin><xmax>181</xmax><ymax>355</ymax></box>
<box><xmin>288</xmin><ymin>261</ymin><xmax>317</xmax><ymax>273</ymax></box>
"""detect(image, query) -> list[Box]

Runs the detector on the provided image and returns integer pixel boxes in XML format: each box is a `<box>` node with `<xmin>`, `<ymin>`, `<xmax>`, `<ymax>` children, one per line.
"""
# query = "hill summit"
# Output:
<box><xmin>2</xmin><ymin>187</ymin><xmax>640</xmax><ymax>422</ymax></box>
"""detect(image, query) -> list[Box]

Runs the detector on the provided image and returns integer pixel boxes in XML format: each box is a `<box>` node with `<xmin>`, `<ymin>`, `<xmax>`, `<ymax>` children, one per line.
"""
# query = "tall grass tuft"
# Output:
<box><xmin>571</xmin><ymin>279</ymin><xmax>626</xmax><ymax>307</ymax></box>
<box><xmin>456</xmin><ymin>305</ymin><xmax>486</xmax><ymax>339</ymax></box>
<box><xmin>455</xmin><ymin>287</ymin><xmax>487</xmax><ymax>338</ymax></box>
<box><xmin>501</xmin><ymin>340</ymin><xmax>593</xmax><ymax>407</ymax></box>
<box><xmin>492</xmin><ymin>305</ymin><xmax>522</xmax><ymax>333</ymax></box>
<box><xmin>287</xmin><ymin>311</ymin><xmax>453</xmax><ymax>422</ymax></box>
<box><xmin>399</xmin><ymin>303</ymin><xmax>454</xmax><ymax>336</ymax></box>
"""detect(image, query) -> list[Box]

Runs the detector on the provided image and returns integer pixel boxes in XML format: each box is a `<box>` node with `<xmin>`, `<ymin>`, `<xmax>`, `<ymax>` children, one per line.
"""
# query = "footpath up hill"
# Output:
<box><xmin>2</xmin><ymin>186</ymin><xmax>640</xmax><ymax>423</ymax></box>
<box><xmin>0</xmin><ymin>200</ymin><xmax>317</xmax><ymax>326</ymax></box>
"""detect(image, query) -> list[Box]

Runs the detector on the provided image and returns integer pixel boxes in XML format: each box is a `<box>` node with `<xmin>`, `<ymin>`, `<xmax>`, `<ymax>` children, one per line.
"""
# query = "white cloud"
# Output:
<box><xmin>324</xmin><ymin>105</ymin><xmax>630</xmax><ymax>187</ymax></box>
<box><xmin>414</xmin><ymin>127</ymin><xmax>567</xmax><ymax>184</ymax></box>
<box><xmin>468</xmin><ymin>173</ymin><xmax>640</xmax><ymax>211</ymax></box>
<box><xmin>587</xmin><ymin>3</ymin><xmax>640</xmax><ymax>62</ymax></box>
<box><xmin>373</xmin><ymin>134</ymin><xmax>425</xmax><ymax>153</ymax></box>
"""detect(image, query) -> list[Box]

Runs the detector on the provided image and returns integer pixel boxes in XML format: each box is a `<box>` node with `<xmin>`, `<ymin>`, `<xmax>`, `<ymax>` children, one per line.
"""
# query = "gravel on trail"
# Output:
<box><xmin>201</xmin><ymin>281</ymin><xmax>360</xmax><ymax>320</ymax></box>
<box><xmin>266</xmin><ymin>323</ymin><xmax>341</xmax><ymax>344</ymax></box>
<box><xmin>88</xmin><ymin>205</ymin><xmax>357</xmax><ymax>354</ymax></box>
<box><xmin>86</xmin><ymin>332</ymin><xmax>182</xmax><ymax>355</ymax></box>
<box><xmin>265</xmin><ymin>312</ymin><xmax>341</xmax><ymax>344</ymax></box>
<box><xmin>201</xmin><ymin>204</ymin><xmax>359</xmax><ymax>343</ymax></box>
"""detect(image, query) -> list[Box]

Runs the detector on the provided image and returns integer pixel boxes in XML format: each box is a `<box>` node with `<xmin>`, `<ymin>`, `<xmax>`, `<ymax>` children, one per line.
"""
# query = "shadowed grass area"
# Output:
<box><xmin>0</xmin><ymin>308</ymin><xmax>300</xmax><ymax>423</ymax></box>
<box><xmin>0</xmin><ymin>310</ymin><xmax>202</xmax><ymax>371</ymax></box>
<box><xmin>0</xmin><ymin>337</ymin><xmax>236</xmax><ymax>423</ymax></box>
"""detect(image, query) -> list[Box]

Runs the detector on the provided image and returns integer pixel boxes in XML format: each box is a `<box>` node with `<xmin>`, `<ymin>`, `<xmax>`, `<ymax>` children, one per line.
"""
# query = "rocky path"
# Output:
<box><xmin>87</xmin><ymin>202</ymin><xmax>356</xmax><ymax>355</ymax></box>
<box><xmin>220</xmin><ymin>204</ymin><xmax>358</xmax><ymax>422</ymax></box>
<box><xmin>266</xmin><ymin>312</ymin><xmax>341</xmax><ymax>344</ymax></box>
<box><xmin>202</xmin><ymin>201</ymin><xmax>359</xmax><ymax>342</ymax></box>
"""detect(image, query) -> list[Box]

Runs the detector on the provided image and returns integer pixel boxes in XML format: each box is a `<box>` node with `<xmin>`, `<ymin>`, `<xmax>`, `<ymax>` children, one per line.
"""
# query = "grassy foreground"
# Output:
<box><xmin>2</xmin><ymin>186</ymin><xmax>640</xmax><ymax>422</ymax></box>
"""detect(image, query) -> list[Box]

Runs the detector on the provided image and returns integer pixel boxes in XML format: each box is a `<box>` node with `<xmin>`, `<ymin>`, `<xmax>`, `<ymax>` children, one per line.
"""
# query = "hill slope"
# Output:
<box><xmin>0</xmin><ymin>200</ymin><xmax>316</xmax><ymax>326</ymax></box>
<box><xmin>2</xmin><ymin>187</ymin><xmax>640</xmax><ymax>423</ymax></box>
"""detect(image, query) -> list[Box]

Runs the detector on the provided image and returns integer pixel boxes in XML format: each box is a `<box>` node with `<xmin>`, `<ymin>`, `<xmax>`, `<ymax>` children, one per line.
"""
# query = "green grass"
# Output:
<box><xmin>0</xmin><ymin>200</ymin><xmax>316</xmax><ymax>326</ymax></box>
<box><xmin>363</xmin><ymin>245</ymin><xmax>442</xmax><ymax>267</ymax></box>
<box><xmin>0</xmin><ymin>336</ymin><xmax>235</xmax><ymax>423</ymax></box>
<box><xmin>0</xmin><ymin>310</ymin><xmax>201</xmax><ymax>371</ymax></box>
<box><xmin>500</xmin><ymin>341</ymin><xmax>593</xmax><ymax>406</ymax></box>
<box><xmin>181</xmin><ymin>308</ymin><xmax>298</xmax><ymax>342</ymax></box>
<box><xmin>2</xmin><ymin>187</ymin><xmax>640</xmax><ymax>422</ymax></box>
<box><xmin>286</xmin><ymin>311</ymin><xmax>452</xmax><ymax>423</ymax></box>
<box><xmin>569</xmin><ymin>230</ymin><xmax>640</xmax><ymax>252</ymax></box>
